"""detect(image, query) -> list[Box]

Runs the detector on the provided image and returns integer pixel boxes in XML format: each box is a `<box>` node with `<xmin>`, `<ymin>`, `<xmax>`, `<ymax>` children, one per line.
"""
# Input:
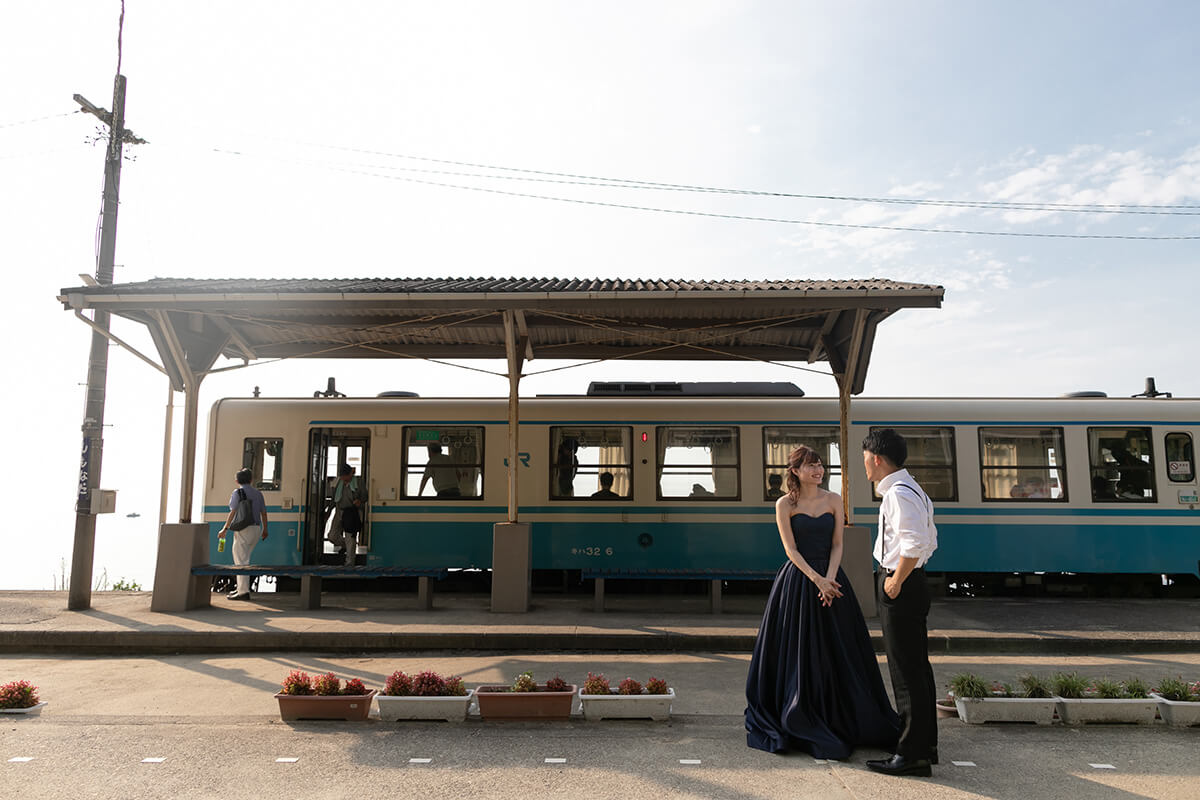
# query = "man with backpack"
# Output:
<box><xmin>327</xmin><ymin>463</ymin><xmax>367</xmax><ymax>565</ymax></box>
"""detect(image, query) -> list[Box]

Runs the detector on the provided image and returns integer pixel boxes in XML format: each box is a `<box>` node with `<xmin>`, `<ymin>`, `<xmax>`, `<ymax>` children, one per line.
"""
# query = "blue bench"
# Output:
<box><xmin>581</xmin><ymin>568</ymin><xmax>777</xmax><ymax>613</ymax></box>
<box><xmin>190</xmin><ymin>565</ymin><xmax>449</xmax><ymax>610</ymax></box>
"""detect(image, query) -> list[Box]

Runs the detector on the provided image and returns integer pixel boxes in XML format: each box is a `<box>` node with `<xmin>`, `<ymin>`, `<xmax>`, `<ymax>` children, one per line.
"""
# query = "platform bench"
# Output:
<box><xmin>581</xmin><ymin>568</ymin><xmax>777</xmax><ymax>613</ymax></box>
<box><xmin>190</xmin><ymin>565</ymin><xmax>449</xmax><ymax>610</ymax></box>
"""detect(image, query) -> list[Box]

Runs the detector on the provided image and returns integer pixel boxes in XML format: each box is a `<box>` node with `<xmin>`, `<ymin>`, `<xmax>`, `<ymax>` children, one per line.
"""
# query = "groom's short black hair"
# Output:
<box><xmin>862</xmin><ymin>428</ymin><xmax>907</xmax><ymax>467</ymax></box>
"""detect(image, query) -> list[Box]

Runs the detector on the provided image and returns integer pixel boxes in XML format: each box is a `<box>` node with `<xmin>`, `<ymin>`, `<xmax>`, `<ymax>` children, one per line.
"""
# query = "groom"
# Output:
<box><xmin>862</xmin><ymin>429</ymin><xmax>939</xmax><ymax>778</ymax></box>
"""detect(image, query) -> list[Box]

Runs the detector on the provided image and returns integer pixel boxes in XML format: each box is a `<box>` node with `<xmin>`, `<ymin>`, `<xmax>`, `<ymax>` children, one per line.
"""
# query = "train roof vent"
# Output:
<box><xmin>1060</xmin><ymin>391</ymin><xmax>1107</xmax><ymax>398</ymax></box>
<box><xmin>377</xmin><ymin>391</ymin><xmax>420</xmax><ymax>398</ymax></box>
<box><xmin>586</xmin><ymin>381</ymin><xmax>804</xmax><ymax>397</ymax></box>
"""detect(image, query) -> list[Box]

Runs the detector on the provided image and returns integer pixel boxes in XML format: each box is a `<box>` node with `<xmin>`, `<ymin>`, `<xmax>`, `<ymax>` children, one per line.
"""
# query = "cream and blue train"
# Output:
<box><xmin>203</xmin><ymin>383</ymin><xmax>1200</xmax><ymax>585</ymax></box>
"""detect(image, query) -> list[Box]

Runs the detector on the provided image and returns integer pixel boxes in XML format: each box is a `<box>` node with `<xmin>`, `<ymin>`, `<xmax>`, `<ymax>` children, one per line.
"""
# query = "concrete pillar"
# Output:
<box><xmin>150</xmin><ymin>523</ymin><xmax>211</xmax><ymax>612</ymax></box>
<box><xmin>842</xmin><ymin>524</ymin><xmax>877</xmax><ymax>618</ymax></box>
<box><xmin>491</xmin><ymin>522</ymin><xmax>531</xmax><ymax>612</ymax></box>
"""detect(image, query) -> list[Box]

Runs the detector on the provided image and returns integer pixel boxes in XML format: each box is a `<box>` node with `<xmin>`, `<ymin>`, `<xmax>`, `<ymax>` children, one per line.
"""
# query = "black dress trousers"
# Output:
<box><xmin>877</xmin><ymin>568</ymin><xmax>937</xmax><ymax>760</ymax></box>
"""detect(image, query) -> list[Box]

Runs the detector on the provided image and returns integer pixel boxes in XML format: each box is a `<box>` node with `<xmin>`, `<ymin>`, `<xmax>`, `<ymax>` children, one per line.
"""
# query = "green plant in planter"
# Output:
<box><xmin>990</xmin><ymin>681</ymin><xmax>1015</xmax><ymax>698</ymax></box>
<box><xmin>1051</xmin><ymin>672</ymin><xmax>1089</xmax><ymax>699</ymax></box>
<box><xmin>582</xmin><ymin>672</ymin><xmax>611</xmax><ymax>695</ymax></box>
<box><xmin>411</xmin><ymin>671</ymin><xmax>447</xmax><ymax>696</ymax></box>
<box><xmin>280</xmin><ymin>670</ymin><xmax>313</xmax><ymax>696</ymax></box>
<box><xmin>544</xmin><ymin>675</ymin><xmax>569</xmax><ymax>692</ymax></box>
<box><xmin>0</xmin><ymin>680</ymin><xmax>39</xmax><ymax>709</ymax></box>
<box><xmin>1018</xmin><ymin>673</ymin><xmax>1052</xmax><ymax>698</ymax></box>
<box><xmin>341</xmin><ymin>678</ymin><xmax>368</xmax><ymax>696</ymax></box>
<box><xmin>512</xmin><ymin>671</ymin><xmax>538</xmax><ymax>693</ymax></box>
<box><xmin>1154</xmin><ymin>676</ymin><xmax>1195</xmax><ymax>702</ymax></box>
<box><xmin>1091</xmin><ymin>678</ymin><xmax>1123</xmax><ymax>699</ymax></box>
<box><xmin>645</xmin><ymin>677</ymin><xmax>669</xmax><ymax>695</ymax></box>
<box><xmin>444</xmin><ymin>675</ymin><xmax>468</xmax><ymax>696</ymax></box>
<box><xmin>312</xmin><ymin>672</ymin><xmax>341</xmax><ymax>696</ymax></box>
<box><xmin>1121</xmin><ymin>678</ymin><xmax>1149</xmax><ymax>698</ymax></box>
<box><xmin>948</xmin><ymin>673</ymin><xmax>988</xmax><ymax>699</ymax></box>
<box><xmin>618</xmin><ymin>678</ymin><xmax>643</xmax><ymax>695</ymax></box>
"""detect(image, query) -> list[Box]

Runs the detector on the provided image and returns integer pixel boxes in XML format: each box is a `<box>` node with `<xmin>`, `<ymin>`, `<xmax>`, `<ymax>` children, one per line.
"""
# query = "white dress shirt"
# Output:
<box><xmin>872</xmin><ymin>468</ymin><xmax>938</xmax><ymax>570</ymax></box>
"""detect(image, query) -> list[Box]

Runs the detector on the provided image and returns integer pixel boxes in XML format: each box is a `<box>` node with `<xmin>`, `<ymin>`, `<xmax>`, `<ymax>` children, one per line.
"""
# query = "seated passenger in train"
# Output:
<box><xmin>591</xmin><ymin>471</ymin><xmax>620</xmax><ymax>499</ymax></box>
<box><xmin>419</xmin><ymin>445</ymin><xmax>462</xmax><ymax>497</ymax></box>
<box><xmin>1022</xmin><ymin>477</ymin><xmax>1049</xmax><ymax>498</ymax></box>
<box><xmin>690</xmin><ymin>483</ymin><xmax>714</xmax><ymax>497</ymax></box>
<box><xmin>765</xmin><ymin>473</ymin><xmax>784</xmax><ymax>499</ymax></box>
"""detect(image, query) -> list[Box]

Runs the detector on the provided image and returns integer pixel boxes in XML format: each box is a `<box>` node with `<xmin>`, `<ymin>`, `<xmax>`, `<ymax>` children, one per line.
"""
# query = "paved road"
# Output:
<box><xmin>2</xmin><ymin>653</ymin><xmax>1198</xmax><ymax>799</ymax></box>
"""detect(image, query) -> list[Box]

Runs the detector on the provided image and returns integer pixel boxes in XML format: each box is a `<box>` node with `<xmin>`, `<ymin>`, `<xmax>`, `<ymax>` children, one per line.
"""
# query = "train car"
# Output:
<box><xmin>201</xmin><ymin>383</ymin><xmax>1200</xmax><ymax>587</ymax></box>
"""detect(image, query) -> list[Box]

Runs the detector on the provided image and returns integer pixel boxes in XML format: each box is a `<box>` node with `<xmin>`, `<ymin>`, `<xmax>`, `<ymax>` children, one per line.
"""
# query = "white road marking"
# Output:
<box><xmin>951</xmin><ymin>761</ymin><xmax>977</xmax><ymax>767</ymax></box>
<box><xmin>1089</xmin><ymin>763</ymin><xmax>1116</xmax><ymax>770</ymax></box>
<box><xmin>141</xmin><ymin>758</ymin><xmax>166</xmax><ymax>763</ymax></box>
<box><xmin>544</xmin><ymin>758</ymin><xmax>567</xmax><ymax>764</ymax></box>
<box><xmin>409</xmin><ymin>758</ymin><xmax>433</xmax><ymax>764</ymax></box>
<box><xmin>8</xmin><ymin>757</ymin><xmax>34</xmax><ymax>763</ymax></box>
<box><xmin>276</xmin><ymin>757</ymin><xmax>300</xmax><ymax>763</ymax></box>
<box><xmin>679</xmin><ymin>759</ymin><xmax>702</xmax><ymax>765</ymax></box>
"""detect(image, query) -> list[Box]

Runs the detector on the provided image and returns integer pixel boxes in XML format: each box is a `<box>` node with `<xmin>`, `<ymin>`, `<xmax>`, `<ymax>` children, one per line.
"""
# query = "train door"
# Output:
<box><xmin>303</xmin><ymin>428</ymin><xmax>371</xmax><ymax>564</ymax></box>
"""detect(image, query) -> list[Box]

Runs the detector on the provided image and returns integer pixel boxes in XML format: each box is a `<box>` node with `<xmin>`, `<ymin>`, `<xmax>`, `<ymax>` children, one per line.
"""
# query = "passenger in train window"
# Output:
<box><xmin>689</xmin><ymin>483</ymin><xmax>714</xmax><ymax>497</ymax></box>
<box><xmin>554</xmin><ymin>438</ymin><xmax>579</xmax><ymax>496</ymax></box>
<box><xmin>419</xmin><ymin>445</ymin><xmax>462</xmax><ymax>497</ymax></box>
<box><xmin>590</xmin><ymin>471</ymin><xmax>619</xmax><ymax>499</ymax></box>
<box><xmin>765</xmin><ymin>473</ymin><xmax>784</xmax><ymax>499</ymax></box>
<box><xmin>1023</xmin><ymin>477</ymin><xmax>1048</xmax><ymax>498</ymax></box>
<box><xmin>1009</xmin><ymin>482</ymin><xmax>1027</xmax><ymax>498</ymax></box>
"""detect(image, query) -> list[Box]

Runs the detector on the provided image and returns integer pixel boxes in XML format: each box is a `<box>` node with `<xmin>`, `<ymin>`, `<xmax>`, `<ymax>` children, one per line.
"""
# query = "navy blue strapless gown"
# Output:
<box><xmin>745</xmin><ymin>512</ymin><xmax>900</xmax><ymax>758</ymax></box>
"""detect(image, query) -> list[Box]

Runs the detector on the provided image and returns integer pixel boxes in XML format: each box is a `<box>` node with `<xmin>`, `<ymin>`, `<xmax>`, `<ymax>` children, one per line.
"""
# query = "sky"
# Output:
<box><xmin>2</xmin><ymin>1</ymin><xmax>1197</xmax><ymax>590</ymax></box>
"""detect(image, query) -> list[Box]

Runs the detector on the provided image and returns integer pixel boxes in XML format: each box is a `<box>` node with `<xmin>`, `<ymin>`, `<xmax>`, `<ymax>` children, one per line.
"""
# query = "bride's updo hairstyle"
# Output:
<box><xmin>785</xmin><ymin>445</ymin><xmax>821</xmax><ymax>502</ymax></box>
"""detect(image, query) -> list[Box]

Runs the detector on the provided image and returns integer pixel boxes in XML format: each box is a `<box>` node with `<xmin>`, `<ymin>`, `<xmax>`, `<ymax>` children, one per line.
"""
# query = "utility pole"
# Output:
<box><xmin>68</xmin><ymin>75</ymin><xmax>146</xmax><ymax>610</ymax></box>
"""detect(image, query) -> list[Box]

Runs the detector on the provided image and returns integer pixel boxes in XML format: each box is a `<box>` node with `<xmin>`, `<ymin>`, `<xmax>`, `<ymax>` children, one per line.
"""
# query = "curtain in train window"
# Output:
<box><xmin>762</xmin><ymin>427</ymin><xmax>841</xmax><ymax>498</ymax></box>
<box><xmin>549</xmin><ymin>426</ymin><xmax>633</xmax><ymax>499</ymax></box>
<box><xmin>1165</xmin><ymin>433</ymin><xmax>1195</xmax><ymax>483</ymax></box>
<box><xmin>402</xmin><ymin>426</ymin><xmax>484</xmax><ymax>499</ymax></box>
<box><xmin>1088</xmin><ymin>427</ymin><xmax>1156</xmax><ymax>502</ymax></box>
<box><xmin>242</xmin><ymin>438</ymin><xmax>283</xmax><ymax>491</ymax></box>
<box><xmin>870</xmin><ymin>426</ymin><xmax>958</xmax><ymax>501</ymax></box>
<box><xmin>978</xmin><ymin>428</ymin><xmax>1066</xmax><ymax>501</ymax></box>
<box><xmin>656</xmin><ymin>426</ymin><xmax>740</xmax><ymax>499</ymax></box>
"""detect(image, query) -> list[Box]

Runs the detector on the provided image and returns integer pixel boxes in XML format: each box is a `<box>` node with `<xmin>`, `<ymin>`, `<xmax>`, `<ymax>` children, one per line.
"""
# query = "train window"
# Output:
<box><xmin>549</xmin><ymin>427</ymin><xmax>633</xmax><ymax>499</ymax></box>
<box><xmin>1087</xmin><ymin>427</ymin><xmax>1156</xmax><ymax>502</ymax></box>
<box><xmin>656</xmin><ymin>426</ymin><xmax>740</xmax><ymax>500</ymax></box>
<box><xmin>1165</xmin><ymin>433</ymin><xmax>1195</xmax><ymax>483</ymax></box>
<box><xmin>402</xmin><ymin>427</ymin><xmax>484</xmax><ymax>499</ymax></box>
<box><xmin>242</xmin><ymin>438</ymin><xmax>283</xmax><ymax>491</ymax></box>
<box><xmin>869</xmin><ymin>427</ymin><xmax>958</xmax><ymax>501</ymax></box>
<box><xmin>763</xmin><ymin>427</ymin><xmax>841</xmax><ymax>498</ymax></box>
<box><xmin>978</xmin><ymin>428</ymin><xmax>1066</xmax><ymax>502</ymax></box>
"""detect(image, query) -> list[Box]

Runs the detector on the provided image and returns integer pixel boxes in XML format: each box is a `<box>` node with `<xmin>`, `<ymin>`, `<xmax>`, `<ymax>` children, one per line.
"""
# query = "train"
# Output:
<box><xmin>202</xmin><ymin>382</ymin><xmax>1200</xmax><ymax>592</ymax></box>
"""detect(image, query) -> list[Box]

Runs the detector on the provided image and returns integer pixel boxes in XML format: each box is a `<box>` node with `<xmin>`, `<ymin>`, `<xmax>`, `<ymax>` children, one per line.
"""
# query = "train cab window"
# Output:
<box><xmin>763</xmin><ymin>426</ymin><xmax>841</xmax><ymax>498</ymax></box>
<box><xmin>979</xmin><ymin>428</ymin><xmax>1066</xmax><ymax>501</ymax></box>
<box><xmin>1166</xmin><ymin>433</ymin><xmax>1195</xmax><ymax>483</ymax></box>
<box><xmin>657</xmin><ymin>426</ymin><xmax>740</xmax><ymax>500</ymax></box>
<box><xmin>242</xmin><ymin>438</ymin><xmax>283</xmax><ymax>491</ymax></box>
<box><xmin>1088</xmin><ymin>427</ymin><xmax>1156</xmax><ymax>502</ymax></box>
<box><xmin>871</xmin><ymin>426</ymin><xmax>958</xmax><ymax>501</ymax></box>
<box><xmin>549</xmin><ymin>427</ymin><xmax>633</xmax><ymax>499</ymax></box>
<box><xmin>402</xmin><ymin>426</ymin><xmax>484</xmax><ymax>499</ymax></box>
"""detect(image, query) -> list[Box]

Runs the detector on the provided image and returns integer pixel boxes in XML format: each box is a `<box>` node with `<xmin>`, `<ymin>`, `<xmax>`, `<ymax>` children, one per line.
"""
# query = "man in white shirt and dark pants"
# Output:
<box><xmin>863</xmin><ymin>428</ymin><xmax>939</xmax><ymax>778</ymax></box>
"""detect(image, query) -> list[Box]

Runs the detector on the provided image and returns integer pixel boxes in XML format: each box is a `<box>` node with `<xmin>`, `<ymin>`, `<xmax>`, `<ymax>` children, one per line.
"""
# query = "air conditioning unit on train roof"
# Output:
<box><xmin>586</xmin><ymin>381</ymin><xmax>804</xmax><ymax>397</ymax></box>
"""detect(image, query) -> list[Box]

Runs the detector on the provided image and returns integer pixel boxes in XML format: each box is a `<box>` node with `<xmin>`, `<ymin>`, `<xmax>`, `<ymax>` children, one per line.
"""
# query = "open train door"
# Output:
<box><xmin>303</xmin><ymin>429</ymin><xmax>331</xmax><ymax>565</ymax></box>
<box><xmin>304</xmin><ymin>428</ymin><xmax>372</xmax><ymax>565</ymax></box>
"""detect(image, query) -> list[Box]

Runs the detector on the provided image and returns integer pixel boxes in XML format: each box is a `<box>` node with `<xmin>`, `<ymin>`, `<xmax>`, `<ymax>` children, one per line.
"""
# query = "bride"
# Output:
<box><xmin>744</xmin><ymin>445</ymin><xmax>900</xmax><ymax>758</ymax></box>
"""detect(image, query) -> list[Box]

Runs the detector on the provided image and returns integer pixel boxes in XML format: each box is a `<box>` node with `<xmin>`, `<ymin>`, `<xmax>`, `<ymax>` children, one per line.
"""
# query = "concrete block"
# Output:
<box><xmin>842</xmin><ymin>524</ymin><xmax>876</xmax><ymax>618</ymax></box>
<box><xmin>150</xmin><ymin>523</ymin><xmax>211</xmax><ymax>613</ymax></box>
<box><xmin>491</xmin><ymin>522</ymin><xmax>531</xmax><ymax>612</ymax></box>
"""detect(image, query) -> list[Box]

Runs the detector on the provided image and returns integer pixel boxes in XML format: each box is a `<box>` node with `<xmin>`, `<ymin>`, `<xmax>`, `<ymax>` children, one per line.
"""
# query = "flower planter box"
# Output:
<box><xmin>0</xmin><ymin>702</ymin><xmax>48</xmax><ymax>716</ymax></box>
<box><xmin>376</xmin><ymin>690</ymin><xmax>475</xmax><ymax>722</ymax></box>
<box><xmin>275</xmin><ymin>691</ymin><xmax>377</xmax><ymax>722</ymax></box>
<box><xmin>954</xmin><ymin>697</ymin><xmax>1056</xmax><ymax>725</ymax></box>
<box><xmin>1054</xmin><ymin>696</ymin><xmax>1158</xmax><ymax>725</ymax></box>
<box><xmin>1150</xmin><ymin>693</ymin><xmax>1200</xmax><ymax>727</ymax></box>
<box><xmin>580</xmin><ymin>688</ymin><xmax>675</xmax><ymax>721</ymax></box>
<box><xmin>475</xmin><ymin>684</ymin><xmax>576</xmax><ymax>721</ymax></box>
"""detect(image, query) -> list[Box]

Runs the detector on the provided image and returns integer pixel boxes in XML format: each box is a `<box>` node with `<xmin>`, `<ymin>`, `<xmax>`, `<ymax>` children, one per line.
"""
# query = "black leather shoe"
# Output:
<box><xmin>229</xmin><ymin>593</ymin><xmax>252</xmax><ymax>602</ymax></box>
<box><xmin>931</xmin><ymin>748</ymin><xmax>939</xmax><ymax>765</ymax></box>
<box><xmin>866</xmin><ymin>754</ymin><xmax>932</xmax><ymax>777</ymax></box>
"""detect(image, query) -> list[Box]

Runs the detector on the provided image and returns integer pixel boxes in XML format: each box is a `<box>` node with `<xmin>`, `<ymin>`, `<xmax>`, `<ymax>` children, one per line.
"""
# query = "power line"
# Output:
<box><xmin>290</xmin><ymin>140</ymin><xmax>1200</xmax><ymax>214</ymax></box>
<box><xmin>211</xmin><ymin>148</ymin><xmax>1200</xmax><ymax>240</ymax></box>
<box><xmin>0</xmin><ymin>110</ymin><xmax>80</xmax><ymax>130</ymax></box>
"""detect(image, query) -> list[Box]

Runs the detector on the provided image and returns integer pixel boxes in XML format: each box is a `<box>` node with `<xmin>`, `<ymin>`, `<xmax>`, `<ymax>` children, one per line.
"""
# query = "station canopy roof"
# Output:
<box><xmin>59</xmin><ymin>276</ymin><xmax>944</xmax><ymax>394</ymax></box>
